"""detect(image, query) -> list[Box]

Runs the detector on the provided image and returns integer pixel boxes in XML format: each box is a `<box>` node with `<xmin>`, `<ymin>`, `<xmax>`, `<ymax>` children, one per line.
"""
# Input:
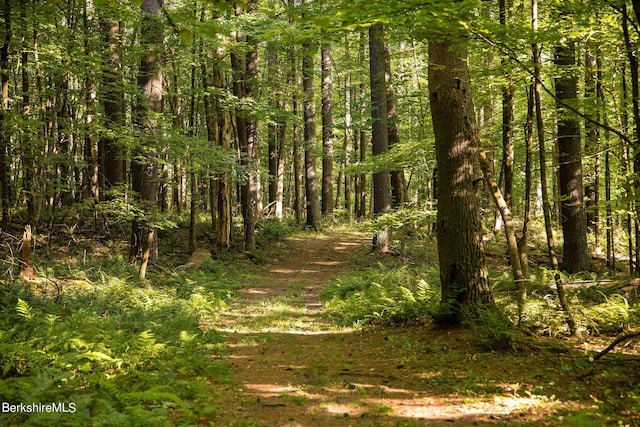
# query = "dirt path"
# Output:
<box><xmin>210</xmin><ymin>232</ymin><xmax>579</xmax><ymax>426</ymax></box>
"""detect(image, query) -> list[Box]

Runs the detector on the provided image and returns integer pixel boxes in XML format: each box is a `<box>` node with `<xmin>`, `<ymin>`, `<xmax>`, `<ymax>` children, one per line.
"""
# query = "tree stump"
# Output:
<box><xmin>19</xmin><ymin>225</ymin><xmax>36</xmax><ymax>280</ymax></box>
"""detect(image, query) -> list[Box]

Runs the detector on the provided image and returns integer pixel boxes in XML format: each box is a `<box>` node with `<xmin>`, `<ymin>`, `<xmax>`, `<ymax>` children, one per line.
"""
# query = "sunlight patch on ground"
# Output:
<box><xmin>217</xmin><ymin>327</ymin><xmax>353</xmax><ymax>335</ymax></box>
<box><xmin>239</xmin><ymin>378</ymin><xmax>583</xmax><ymax>424</ymax></box>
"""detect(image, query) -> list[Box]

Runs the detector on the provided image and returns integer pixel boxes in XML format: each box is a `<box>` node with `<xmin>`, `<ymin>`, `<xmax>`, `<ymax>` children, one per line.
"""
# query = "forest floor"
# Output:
<box><xmin>201</xmin><ymin>230</ymin><xmax>638</xmax><ymax>426</ymax></box>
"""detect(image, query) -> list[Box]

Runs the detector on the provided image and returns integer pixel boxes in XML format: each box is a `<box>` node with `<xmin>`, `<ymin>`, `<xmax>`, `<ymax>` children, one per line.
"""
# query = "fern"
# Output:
<box><xmin>15</xmin><ymin>299</ymin><xmax>33</xmax><ymax>320</ymax></box>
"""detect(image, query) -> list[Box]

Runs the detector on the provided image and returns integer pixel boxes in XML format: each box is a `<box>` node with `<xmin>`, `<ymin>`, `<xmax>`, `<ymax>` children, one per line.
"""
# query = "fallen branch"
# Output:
<box><xmin>593</xmin><ymin>330</ymin><xmax>640</xmax><ymax>361</ymax></box>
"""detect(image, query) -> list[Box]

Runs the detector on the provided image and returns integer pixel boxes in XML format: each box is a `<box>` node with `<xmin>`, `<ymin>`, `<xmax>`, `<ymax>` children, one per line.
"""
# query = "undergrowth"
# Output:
<box><xmin>322</xmin><ymin>264</ymin><xmax>440</xmax><ymax>326</ymax></box>
<box><xmin>0</xmin><ymin>244</ymin><xmax>240</xmax><ymax>426</ymax></box>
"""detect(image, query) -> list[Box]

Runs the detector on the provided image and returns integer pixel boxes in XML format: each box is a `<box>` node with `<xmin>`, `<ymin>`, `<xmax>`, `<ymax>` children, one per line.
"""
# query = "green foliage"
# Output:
<box><xmin>322</xmin><ymin>264</ymin><xmax>440</xmax><ymax>325</ymax></box>
<box><xmin>465</xmin><ymin>308</ymin><xmax>518</xmax><ymax>351</ymax></box>
<box><xmin>0</xmin><ymin>259</ymin><xmax>231</xmax><ymax>426</ymax></box>
<box><xmin>255</xmin><ymin>218</ymin><xmax>297</xmax><ymax>243</ymax></box>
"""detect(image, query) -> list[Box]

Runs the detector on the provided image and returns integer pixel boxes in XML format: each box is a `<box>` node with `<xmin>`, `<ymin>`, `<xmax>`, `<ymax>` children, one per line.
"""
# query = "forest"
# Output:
<box><xmin>2</xmin><ymin>0</ymin><xmax>640</xmax><ymax>425</ymax></box>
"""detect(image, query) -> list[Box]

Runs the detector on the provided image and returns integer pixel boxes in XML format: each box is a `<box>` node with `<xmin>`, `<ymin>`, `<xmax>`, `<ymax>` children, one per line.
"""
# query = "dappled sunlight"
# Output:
<box><xmin>232</xmin><ymin>377</ymin><xmax>587</xmax><ymax>425</ymax></box>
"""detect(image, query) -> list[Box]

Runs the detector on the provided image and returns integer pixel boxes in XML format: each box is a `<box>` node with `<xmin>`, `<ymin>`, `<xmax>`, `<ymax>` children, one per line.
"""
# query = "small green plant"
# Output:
<box><xmin>322</xmin><ymin>264</ymin><xmax>440</xmax><ymax>325</ymax></box>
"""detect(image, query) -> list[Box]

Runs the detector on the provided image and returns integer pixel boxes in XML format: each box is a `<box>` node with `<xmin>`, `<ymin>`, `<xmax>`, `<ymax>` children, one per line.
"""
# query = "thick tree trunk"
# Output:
<box><xmin>555</xmin><ymin>41</ymin><xmax>591</xmax><ymax>273</ymax></box>
<box><xmin>303</xmin><ymin>40</ymin><xmax>321</xmax><ymax>229</ymax></box>
<box><xmin>99</xmin><ymin>17</ymin><xmax>125</xmax><ymax>191</ymax></box>
<box><xmin>321</xmin><ymin>46</ymin><xmax>334</xmax><ymax>216</ymax></box>
<box><xmin>428</xmin><ymin>37</ymin><xmax>494</xmax><ymax>324</ymax></box>
<box><xmin>369</xmin><ymin>23</ymin><xmax>391</xmax><ymax>250</ymax></box>
<box><xmin>131</xmin><ymin>0</ymin><xmax>163</xmax><ymax>280</ymax></box>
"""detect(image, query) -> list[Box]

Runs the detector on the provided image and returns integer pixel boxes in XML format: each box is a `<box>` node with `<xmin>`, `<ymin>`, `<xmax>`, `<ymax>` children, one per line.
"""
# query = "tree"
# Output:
<box><xmin>303</xmin><ymin>39</ymin><xmax>321</xmax><ymax>229</ymax></box>
<box><xmin>554</xmin><ymin>33</ymin><xmax>591</xmax><ymax>273</ymax></box>
<box><xmin>428</xmin><ymin>35</ymin><xmax>494</xmax><ymax>323</ymax></box>
<box><xmin>369</xmin><ymin>23</ymin><xmax>391</xmax><ymax>249</ymax></box>
<box><xmin>321</xmin><ymin>44</ymin><xmax>334</xmax><ymax>216</ymax></box>
<box><xmin>231</xmin><ymin>1</ymin><xmax>259</xmax><ymax>251</ymax></box>
<box><xmin>99</xmin><ymin>14</ymin><xmax>125</xmax><ymax>192</ymax></box>
<box><xmin>130</xmin><ymin>0</ymin><xmax>164</xmax><ymax>280</ymax></box>
<box><xmin>0</xmin><ymin>0</ymin><xmax>11</xmax><ymax>230</ymax></box>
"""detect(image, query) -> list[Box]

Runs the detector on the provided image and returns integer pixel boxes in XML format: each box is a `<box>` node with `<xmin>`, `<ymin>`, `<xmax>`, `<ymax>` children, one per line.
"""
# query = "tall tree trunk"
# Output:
<box><xmin>555</xmin><ymin>39</ymin><xmax>591</xmax><ymax>273</ymax></box>
<box><xmin>344</xmin><ymin>34</ymin><xmax>353</xmax><ymax>217</ymax></box>
<box><xmin>0</xmin><ymin>0</ymin><xmax>11</xmax><ymax>230</ymax></box>
<box><xmin>520</xmin><ymin>85</ymin><xmax>534</xmax><ymax>277</ymax></box>
<box><xmin>532</xmin><ymin>0</ymin><xmax>576</xmax><ymax>334</ymax></box>
<box><xmin>321</xmin><ymin>45</ymin><xmax>334</xmax><ymax>216</ymax></box>
<box><xmin>83</xmin><ymin>2</ymin><xmax>99</xmax><ymax>207</ymax></box>
<box><xmin>500</xmin><ymin>0</ymin><xmax>514</xmax><ymax>211</ymax></box>
<box><xmin>231</xmin><ymin>2</ymin><xmax>258</xmax><ymax>250</ymax></box>
<box><xmin>428</xmin><ymin>37</ymin><xmax>494</xmax><ymax>324</ymax></box>
<box><xmin>291</xmin><ymin>49</ymin><xmax>303</xmax><ymax>225</ymax></box>
<box><xmin>384</xmin><ymin>37</ymin><xmax>405</xmax><ymax>207</ymax></box>
<box><xmin>268</xmin><ymin>48</ymin><xmax>279</xmax><ymax>216</ymax></box>
<box><xmin>302</xmin><ymin>40</ymin><xmax>320</xmax><ymax>229</ymax></box>
<box><xmin>131</xmin><ymin>0</ymin><xmax>163</xmax><ymax>280</ymax></box>
<box><xmin>21</xmin><ymin>0</ymin><xmax>38</xmax><ymax>227</ymax></box>
<box><xmin>213</xmin><ymin>63</ymin><xmax>233</xmax><ymax>249</ymax></box>
<box><xmin>99</xmin><ymin>16</ymin><xmax>125</xmax><ymax>191</ymax></box>
<box><xmin>623</xmin><ymin>4</ymin><xmax>640</xmax><ymax>275</ymax></box>
<box><xmin>369</xmin><ymin>23</ymin><xmax>391</xmax><ymax>249</ymax></box>
<box><xmin>584</xmin><ymin>49</ymin><xmax>599</xmax><ymax>235</ymax></box>
<box><xmin>357</xmin><ymin>31</ymin><xmax>367</xmax><ymax>220</ymax></box>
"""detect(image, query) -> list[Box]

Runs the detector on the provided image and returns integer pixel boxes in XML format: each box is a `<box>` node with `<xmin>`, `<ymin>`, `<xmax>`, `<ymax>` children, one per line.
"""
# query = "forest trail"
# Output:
<box><xmin>209</xmin><ymin>231</ymin><xmax>569</xmax><ymax>427</ymax></box>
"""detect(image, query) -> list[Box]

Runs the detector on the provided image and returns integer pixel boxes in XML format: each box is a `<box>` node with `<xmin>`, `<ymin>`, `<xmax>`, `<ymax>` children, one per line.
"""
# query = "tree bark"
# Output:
<box><xmin>369</xmin><ymin>23</ymin><xmax>391</xmax><ymax>250</ymax></box>
<box><xmin>0</xmin><ymin>0</ymin><xmax>11</xmax><ymax>230</ymax></box>
<box><xmin>99</xmin><ymin>16</ymin><xmax>125</xmax><ymax>191</ymax></box>
<box><xmin>357</xmin><ymin>32</ymin><xmax>367</xmax><ymax>220</ymax></box>
<box><xmin>428</xmin><ymin>37</ymin><xmax>494</xmax><ymax>324</ymax></box>
<box><xmin>384</xmin><ymin>37</ymin><xmax>405</xmax><ymax>207</ymax></box>
<box><xmin>303</xmin><ymin>40</ymin><xmax>321</xmax><ymax>229</ymax></box>
<box><xmin>479</xmin><ymin>150</ymin><xmax>526</xmax><ymax>322</ymax></box>
<box><xmin>532</xmin><ymin>0</ymin><xmax>576</xmax><ymax>335</ymax></box>
<box><xmin>321</xmin><ymin>46</ymin><xmax>334</xmax><ymax>216</ymax></box>
<box><xmin>131</xmin><ymin>0</ymin><xmax>163</xmax><ymax>280</ymax></box>
<box><xmin>555</xmin><ymin>40</ymin><xmax>591</xmax><ymax>273</ymax></box>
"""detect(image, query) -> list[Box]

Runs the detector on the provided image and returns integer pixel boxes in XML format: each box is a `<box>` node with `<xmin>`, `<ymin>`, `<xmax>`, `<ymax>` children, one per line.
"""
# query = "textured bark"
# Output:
<box><xmin>623</xmin><ymin>4</ymin><xmax>640</xmax><ymax>275</ymax></box>
<box><xmin>0</xmin><ymin>0</ymin><xmax>11</xmax><ymax>230</ymax></box>
<box><xmin>500</xmin><ymin>0</ymin><xmax>514</xmax><ymax>210</ymax></box>
<box><xmin>554</xmin><ymin>41</ymin><xmax>591</xmax><ymax>273</ymax></box>
<box><xmin>100</xmin><ymin>17</ymin><xmax>125</xmax><ymax>190</ymax></box>
<box><xmin>130</xmin><ymin>0</ymin><xmax>163</xmax><ymax>279</ymax></box>
<box><xmin>384</xmin><ymin>40</ymin><xmax>405</xmax><ymax>207</ymax></box>
<box><xmin>479</xmin><ymin>150</ymin><xmax>525</xmax><ymax>321</ymax></box>
<box><xmin>303</xmin><ymin>40</ymin><xmax>320</xmax><ymax>229</ymax></box>
<box><xmin>369</xmin><ymin>24</ymin><xmax>391</xmax><ymax>216</ymax></box>
<box><xmin>231</xmin><ymin>2</ymin><xmax>258</xmax><ymax>250</ymax></box>
<box><xmin>321</xmin><ymin>46</ymin><xmax>334</xmax><ymax>216</ymax></box>
<box><xmin>21</xmin><ymin>0</ymin><xmax>38</xmax><ymax>226</ymax></box>
<box><xmin>19</xmin><ymin>225</ymin><xmax>36</xmax><ymax>280</ymax></box>
<box><xmin>533</xmin><ymin>0</ymin><xmax>576</xmax><ymax>334</ymax></box>
<box><xmin>428</xmin><ymin>38</ymin><xmax>494</xmax><ymax>323</ymax></box>
<box><xmin>356</xmin><ymin>32</ymin><xmax>367</xmax><ymax>220</ymax></box>
<box><xmin>213</xmin><ymin>65</ymin><xmax>232</xmax><ymax>249</ymax></box>
<box><xmin>344</xmin><ymin>35</ymin><xmax>353</xmax><ymax>216</ymax></box>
